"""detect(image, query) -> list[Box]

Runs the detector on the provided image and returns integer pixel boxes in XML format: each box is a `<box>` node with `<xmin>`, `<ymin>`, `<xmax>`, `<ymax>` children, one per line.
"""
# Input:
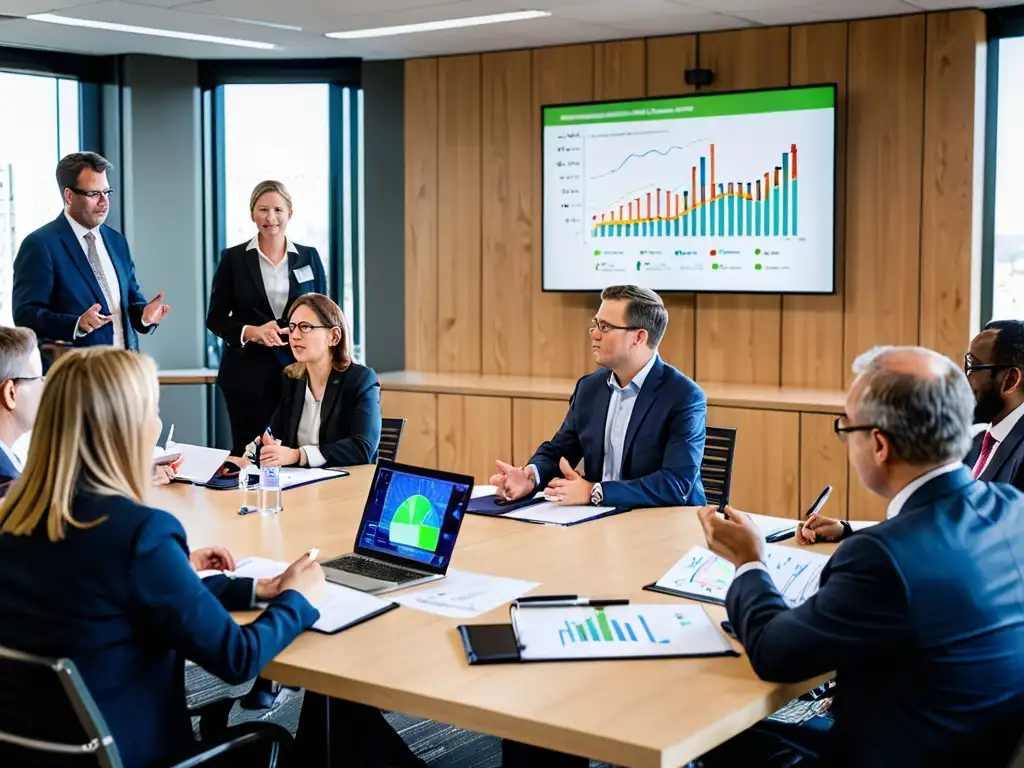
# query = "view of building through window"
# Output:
<box><xmin>993</xmin><ymin>37</ymin><xmax>1024</xmax><ymax>321</ymax></box>
<box><xmin>0</xmin><ymin>72</ymin><xmax>80</xmax><ymax>326</ymax></box>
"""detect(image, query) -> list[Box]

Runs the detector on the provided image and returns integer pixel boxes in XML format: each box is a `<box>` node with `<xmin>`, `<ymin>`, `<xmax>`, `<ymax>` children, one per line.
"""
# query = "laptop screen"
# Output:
<box><xmin>355</xmin><ymin>464</ymin><xmax>471</xmax><ymax>570</ymax></box>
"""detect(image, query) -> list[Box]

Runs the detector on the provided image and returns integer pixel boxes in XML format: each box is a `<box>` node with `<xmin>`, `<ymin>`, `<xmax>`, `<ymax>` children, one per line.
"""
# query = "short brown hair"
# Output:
<box><xmin>285</xmin><ymin>294</ymin><xmax>352</xmax><ymax>377</ymax></box>
<box><xmin>249</xmin><ymin>180</ymin><xmax>293</xmax><ymax>214</ymax></box>
<box><xmin>600</xmin><ymin>285</ymin><xmax>668</xmax><ymax>348</ymax></box>
<box><xmin>0</xmin><ymin>327</ymin><xmax>37</xmax><ymax>381</ymax></box>
<box><xmin>56</xmin><ymin>152</ymin><xmax>113</xmax><ymax>195</ymax></box>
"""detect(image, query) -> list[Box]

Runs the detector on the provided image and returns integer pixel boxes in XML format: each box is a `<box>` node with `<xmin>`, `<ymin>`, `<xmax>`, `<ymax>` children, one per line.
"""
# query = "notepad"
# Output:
<box><xmin>746</xmin><ymin>513</ymin><xmax>798</xmax><ymax>540</ymax></box>
<box><xmin>501</xmin><ymin>501</ymin><xmax>622</xmax><ymax>526</ymax></box>
<box><xmin>231</xmin><ymin>557</ymin><xmax>397</xmax><ymax>633</ymax></box>
<box><xmin>648</xmin><ymin>544</ymin><xmax>829</xmax><ymax>607</ymax></box>
<box><xmin>163</xmin><ymin>442</ymin><xmax>231</xmax><ymax>485</ymax></box>
<box><xmin>278</xmin><ymin>467</ymin><xmax>349</xmax><ymax>490</ymax></box>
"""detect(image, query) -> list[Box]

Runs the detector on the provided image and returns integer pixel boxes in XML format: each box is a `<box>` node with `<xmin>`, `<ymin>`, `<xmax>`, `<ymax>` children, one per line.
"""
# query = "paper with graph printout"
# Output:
<box><xmin>230</xmin><ymin>557</ymin><xmax>394</xmax><ymax>633</ymax></box>
<box><xmin>512</xmin><ymin>603</ymin><xmax>734</xmax><ymax>661</ymax></box>
<box><xmin>393</xmin><ymin>569</ymin><xmax>539</xmax><ymax>619</ymax></box>
<box><xmin>655</xmin><ymin>545</ymin><xmax>829</xmax><ymax>607</ymax></box>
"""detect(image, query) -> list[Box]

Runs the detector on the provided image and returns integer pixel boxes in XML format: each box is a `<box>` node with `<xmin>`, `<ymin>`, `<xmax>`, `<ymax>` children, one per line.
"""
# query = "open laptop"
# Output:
<box><xmin>320</xmin><ymin>460</ymin><xmax>474</xmax><ymax>595</ymax></box>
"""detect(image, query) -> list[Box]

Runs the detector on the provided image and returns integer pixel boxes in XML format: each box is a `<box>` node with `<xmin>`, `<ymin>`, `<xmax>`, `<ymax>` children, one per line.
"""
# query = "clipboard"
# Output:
<box><xmin>467</xmin><ymin>493</ymin><xmax>629</xmax><ymax>527</ymax></box>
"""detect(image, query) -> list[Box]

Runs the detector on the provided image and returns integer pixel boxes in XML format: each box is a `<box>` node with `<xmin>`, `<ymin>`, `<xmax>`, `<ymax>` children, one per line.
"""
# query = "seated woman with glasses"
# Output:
<box><xmin>247</xmin><ymin>293</ymin><xmax>381</xmax><ymax>468</ymax></box>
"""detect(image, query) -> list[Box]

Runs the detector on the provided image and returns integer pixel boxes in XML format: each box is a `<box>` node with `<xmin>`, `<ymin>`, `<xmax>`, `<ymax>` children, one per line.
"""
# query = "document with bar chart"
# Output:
<box><xmin>542</xmin><ymin>85</ymin><xmax>836</xmax><ymax>293</ymax></box>
<box><xmin>512</xmin><ymin>604</ymin><xmax>736</xmax><ymax>660</ymax></box>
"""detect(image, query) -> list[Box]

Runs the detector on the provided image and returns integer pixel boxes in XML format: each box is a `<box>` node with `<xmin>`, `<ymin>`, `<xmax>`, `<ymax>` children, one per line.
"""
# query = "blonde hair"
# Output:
<box><xmin>0</xmin><ymin>348</ymin><xmax>158</xmax><ymax>542</ymax></box>
<box><xmin>249</xmin><ymin>180</ymin><xmax>293</xmax><ymax>214</ymax></box>
<box><xmin>285</xmin><ymin>293</ymin><xmax>353</xmax><ymax>379</ymax></box>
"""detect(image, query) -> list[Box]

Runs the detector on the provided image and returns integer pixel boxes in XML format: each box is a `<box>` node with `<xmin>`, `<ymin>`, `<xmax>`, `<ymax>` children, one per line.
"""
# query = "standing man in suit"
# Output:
<box><xmin>963</xmin><ymin>320</ymin><xmax>1024</xmax><ymax>490</ymax></box>
<box><xmin>0</xmin><ymin>327</ymin><xmax>43</xmax><ymax>486</ymax></box>
<box><xmin>12</xmin><ymin>152</ymin><xmax>170</xmax><ymax>351</ymax></box>
<box><xmin>491</xmin><ymin>285</ymin><xmax>706</xmax><ymax>511</ymax></box>
<box><xmin>696</xmin><ymin>346</ymin><xmax>1024</xmax><ymax>767</ymax></box>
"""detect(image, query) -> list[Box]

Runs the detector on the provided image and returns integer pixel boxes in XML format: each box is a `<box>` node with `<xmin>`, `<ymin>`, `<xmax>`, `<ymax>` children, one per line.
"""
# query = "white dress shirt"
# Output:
<box><xmin>296</xmin><ymin>384</ymin><xmax>327</xmax><ymax>468</ymax></box>
<box><xmin>65</xmin><ymin>212</ymin><xmax>124</xmax><ymax>349</ymax></box>
<box><xmin>240</xmin><ymin>235</ymin><xmax>299</xmax><ymax>345</ymax></box>
<box><xmin>734</xmin><ymin>461</ymin><xmax>964</xmax><ymax>580</ymax></box>
<box><xmin>974</xmin><ymin>401</ymin><xmax>1024</xmax><ymax>478</ymax></box>
<box><xmin>0</xmin><ymin>438</ymin><xmax>23</xmax><ymax>475</ymax></box>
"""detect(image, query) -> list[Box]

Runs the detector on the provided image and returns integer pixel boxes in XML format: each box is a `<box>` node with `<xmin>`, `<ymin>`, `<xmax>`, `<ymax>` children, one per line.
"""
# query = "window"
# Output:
<box><xmin>0</xmin><ymin>72</ymin><xmax>80</xmax><ymax>325</ymax></box>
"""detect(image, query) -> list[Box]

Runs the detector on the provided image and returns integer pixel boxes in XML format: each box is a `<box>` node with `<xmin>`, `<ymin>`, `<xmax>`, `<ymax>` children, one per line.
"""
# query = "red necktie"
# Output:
<box><xmin>971</xmin><ymin>430</ymin><xmax>997</xmax><ymax>479</ymax></box>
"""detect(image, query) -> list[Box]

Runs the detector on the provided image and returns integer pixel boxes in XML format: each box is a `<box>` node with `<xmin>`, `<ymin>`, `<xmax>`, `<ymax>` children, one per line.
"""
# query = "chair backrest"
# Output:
<box><xmin>701</xmin><ymin>426</ymin><xmax>737</xmax><ymax>509</ymax></box>
<box><xmin>378</xmin><ymin>418</ymin><xmax>406</xmax><ymax>463</ymax></box>
<box><xmin>1008</xmin><ymin>730</ymin><xmax>1024</xmax><ymax>768</ymax></box>
<box><xmin>0</xmin><ymin>644</ymin><xmax>121</xmax><ymax>767</ymax></box>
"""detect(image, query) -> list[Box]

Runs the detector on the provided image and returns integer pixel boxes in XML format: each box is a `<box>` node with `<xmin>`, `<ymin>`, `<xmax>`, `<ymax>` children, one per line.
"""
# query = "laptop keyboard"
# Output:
<box><xmin>322</xmin><ymin>555</ymin><xmax>426</xmax><ymax>583</ymax></box>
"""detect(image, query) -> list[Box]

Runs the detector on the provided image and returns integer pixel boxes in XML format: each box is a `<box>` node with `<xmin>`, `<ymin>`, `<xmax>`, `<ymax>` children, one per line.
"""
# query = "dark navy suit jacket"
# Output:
<box><xmin>726</xmin><ymin>467</ymin><xmax>1024</xmax><ymax>768</ymax></box>
<box><xmin>0</xmin><ymin>494</ymin><xmax>319</xmax><ymax>767</ymax></box>
<box><xmin>965</xmin><ymin>414</ymin><xmax>1024</xmax><ymax>492</ymax></box>
<box><xmin>528</xmin><ymin>356</ymin><xmax>707</xmax><ymax>509</ymax></box>
<box><xmin>12</xmin><ymin>214</ymin><xmax>154</xmax><ymax>350</ymax></box>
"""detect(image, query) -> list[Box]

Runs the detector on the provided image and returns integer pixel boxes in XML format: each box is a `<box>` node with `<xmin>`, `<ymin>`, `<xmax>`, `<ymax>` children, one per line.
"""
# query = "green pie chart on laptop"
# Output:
<box><xmin>389</xmin><ymin>494</ymin><xmax>441</xmax><ymax>552</ymax></box>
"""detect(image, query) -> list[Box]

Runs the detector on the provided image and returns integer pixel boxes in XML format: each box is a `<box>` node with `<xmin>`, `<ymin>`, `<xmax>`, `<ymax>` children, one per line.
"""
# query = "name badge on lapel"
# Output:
<box><xmin>293</xmin><ymin>266</ymin><xmax>315</xmax><ymax>283</ymax></box>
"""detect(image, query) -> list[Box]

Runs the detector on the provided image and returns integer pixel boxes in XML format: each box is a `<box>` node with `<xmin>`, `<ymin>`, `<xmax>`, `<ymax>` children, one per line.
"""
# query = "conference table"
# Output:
<box><xmin>158</xmin><ymin>467</ymin><xmax>834</xmax><ymax>768</ymax></box>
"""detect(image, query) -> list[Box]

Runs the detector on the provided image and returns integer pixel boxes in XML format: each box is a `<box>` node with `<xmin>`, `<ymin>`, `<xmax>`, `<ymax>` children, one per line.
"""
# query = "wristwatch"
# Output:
<box><xmin>590</xmin><ymin>482</ymin><xmax>604</xmax><ymax>506</ymax></box>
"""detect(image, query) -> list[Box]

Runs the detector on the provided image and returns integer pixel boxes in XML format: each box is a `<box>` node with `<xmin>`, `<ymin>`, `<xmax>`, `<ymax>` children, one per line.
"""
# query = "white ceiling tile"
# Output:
<box><xmin>0</xmin><ymin>0</ymin><xmax>106</xmax><ymax>15</ymax></box>
<box><xmin>555</xmin><ymin>0</ymin><xmax>712</xmax><ymax>24</ymax></box>
<box><xmin>610</xmin><ymin>13</ymin><xmax>753</xmax><ymax>34</ymax></box>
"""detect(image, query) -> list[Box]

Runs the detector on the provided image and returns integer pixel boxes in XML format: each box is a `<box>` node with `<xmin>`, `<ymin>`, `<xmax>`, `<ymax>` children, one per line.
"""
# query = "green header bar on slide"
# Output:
<box><xmin>543</xmin><ymin>86</ymin><xmax>834</xmax><ymax>127</ymax></box>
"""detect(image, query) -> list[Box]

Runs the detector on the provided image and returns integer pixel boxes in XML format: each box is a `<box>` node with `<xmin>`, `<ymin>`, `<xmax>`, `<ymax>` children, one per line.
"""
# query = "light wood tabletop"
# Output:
<box><xmin>157</xmin><ymin>368</ymin><xmax>219</xmax><ymax>385</ymax></box>
<box><xmin>158</xmin><ymin>467</ymin><xmax>833</xmax><ymax>768</ymax></box>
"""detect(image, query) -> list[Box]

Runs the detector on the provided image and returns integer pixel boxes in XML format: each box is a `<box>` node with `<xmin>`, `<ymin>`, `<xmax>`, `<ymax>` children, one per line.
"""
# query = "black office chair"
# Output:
<box><xmin>378</xmin><ymin>418</ymin><xmax>406</xmax><ymax>463</ymax></box>
<box><xmin>701</xmin><ymin>426</ymin><xmax>737</xmax><ymax>509</ymax></box>
<box><xmin>0</xmin><ymin>644</ymin><xmax>291</xmax><ymax>767</ymax></box>
<box><xmin>1008</xmin><ymin>731</ymin><xmax>1024</xmax><ymax>768</ymax></box>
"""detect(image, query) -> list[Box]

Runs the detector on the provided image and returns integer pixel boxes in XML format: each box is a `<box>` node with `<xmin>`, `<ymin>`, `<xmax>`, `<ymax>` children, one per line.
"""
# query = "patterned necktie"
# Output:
<box><xmin>971</xmin><ymin>430</ymin><xmax>997</xmax><ymax>479</ymax></box>
<box><xmin>82</xmin><ymin>231</ymin><xmax>114</xmax><ymax>307</ymax></box>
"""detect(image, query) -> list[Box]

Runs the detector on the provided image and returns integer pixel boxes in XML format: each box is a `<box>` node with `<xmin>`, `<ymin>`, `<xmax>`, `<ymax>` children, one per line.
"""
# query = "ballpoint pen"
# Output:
<box><xmin>514</xmin><ymin>597</ymin><xmax>629</xmax><ymax>608</ymax></box>
<box><xmin>308</xmin><ymin>548</ymin><xmax>319</xmax><ymax>561</ymax></box>
<box><xmin>165</xmin><ymin>424</ymin><xmax>175</xmax><ymax>450</ymax></box>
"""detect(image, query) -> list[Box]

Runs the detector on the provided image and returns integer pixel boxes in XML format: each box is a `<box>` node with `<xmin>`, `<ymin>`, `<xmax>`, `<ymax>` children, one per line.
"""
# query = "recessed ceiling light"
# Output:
<box><xmin>325</xmin><ymin>10</ymin><xmax>551</xmax><ymax>39</ymax></box>
<box><xmin>26</xmin><ymin>13</ymin><xmax>277</xmax><ymax>49</ymax></box>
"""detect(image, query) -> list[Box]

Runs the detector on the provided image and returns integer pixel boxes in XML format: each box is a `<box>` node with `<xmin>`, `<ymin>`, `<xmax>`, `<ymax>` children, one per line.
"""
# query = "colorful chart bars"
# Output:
<box><xmin>590</xmin><ymin>143</ymin><xmax>799</xmax><ymax>239</ymax></box>
<box><xmin>556</xmin><ymin>607</ymin><xmax>670</xmax><ymax>646</ymax></box>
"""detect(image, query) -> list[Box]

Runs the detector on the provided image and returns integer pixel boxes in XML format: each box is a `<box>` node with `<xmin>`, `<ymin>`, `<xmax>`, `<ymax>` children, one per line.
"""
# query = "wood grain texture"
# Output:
<box><xmin>379</xmin><ymin>390</ymin><xmax>438</xmax><ymax>468</ymax></box>
<box><xmin>799</xmin><ymin>413</ymin><xmax>849</xmax><ymax>521</ymax></box>
<box><xmin>782</xmin><ymin>23</ymin><xmax>848</xmax><ymax>389</ymax></box>
<box><xmin>646</xmin><ymin>34</ymin><xmax>697</xmax><ymax>377</ymax></box>
<box><xmin>532</xmin><ymin>44</ymin><xmax>597</xmax><ymax>379</ymax></box>
<box><xmin>481</xmin><ymin>50</ymin><xmax>535</xmax><ymax>376</ymax></box>
<box><xmin>844</xmin><ymin>16</ymin><xmax>925</xmax><ymax>383</ymax></box>
<box><xmin>437</xmin><ymin>55</ymin><xmax>483</xmax><ymax>373</ymax></box>
<box><xmin>695</xmin><ymin>28</ymin><xmax>790</xmax><ymax>385</ymax></box>
<box><xmin>404</xmin><ymin>58</ymin><xmax>439</xmax><ymax>371</ymax></box>
<box><xmin>437</xmin><ymin>394</ymin><xmax>513</xmax><ymax>481</ymax></box>
<box><xmin>512</xmin><ymin>397</ymin><xmax>569</xmax><ymax>466</ymax></box>
<box><xmin>919</xmin><ymin>10</ymin><xmax>986</xmax><ymax>363</ymax></box>
<box><xmin>594</xmin><ymin>39</ymin><xmax>646</xmax><ymax>100</ymax></box>
<box><xmin>707</xmin><ymin>406</ymin><xmax>800</xmax><ymax>517</ymax></box>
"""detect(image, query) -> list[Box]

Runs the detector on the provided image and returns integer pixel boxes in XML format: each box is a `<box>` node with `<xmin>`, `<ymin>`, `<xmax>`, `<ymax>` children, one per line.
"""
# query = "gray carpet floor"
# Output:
<box><xmin>185</xmin><ymin>663</ymin><xmax>615</xmax><ymax>768</ymax></box>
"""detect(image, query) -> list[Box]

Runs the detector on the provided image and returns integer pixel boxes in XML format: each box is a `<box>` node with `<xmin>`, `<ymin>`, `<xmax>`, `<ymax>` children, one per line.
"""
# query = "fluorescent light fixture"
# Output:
<box><xmin>325</xmin><ymin>10</ymin><xmax>551</xmax><ymax>39</ymax></box>
<box><xmin>26</xmin><ymin>13</ymin><xmax>277</xmax><ymax>49</ymax></box>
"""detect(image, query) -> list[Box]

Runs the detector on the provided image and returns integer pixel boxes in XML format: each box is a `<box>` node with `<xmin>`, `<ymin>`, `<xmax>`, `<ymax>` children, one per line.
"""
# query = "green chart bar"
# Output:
<box><xmin>782</xmin><ymin>153</ymin><xmax>789</xmax><ymax>238</ymax></box>
<box><xmin>737</xmin><ymin>185</ymin><xmax>743</xmax><ymax>236</ymax></box>
<box><xmin>585</xmin><ymin>618</ymin><xmax>600</xmax><ymax>641</ymax></box>
<box><xmin>773</xmin><ymin>180</ymin><xmax>780</xmax><ymax>237</ymax></box>
<box><xmin>576</xmin><ymin>624</ymin><xmax>587</xmax><ymax>642</ymax></box>
<box><xmin>709</xmin><ymin>197</ymin><xmax>715</xmax><ymax>237</ymax></box>
<box><xmin>793</xmin><ymin>179</ymin><xmax>798</xmax><ymax>236</ymax></box>
<box><xmin>718</xmin><ymin>185</ymin><xmax>725</xmax><ymax>235</ymax></box>
<box><xmin>728</xmin><ymin>192</ymin><xmax>735</xmax><ymax>237</ymax></box>
<box><xmin>756</xmin><ymin>199</ymin><xmax>761</xmax><ymax>237</ymax></box>
<box><xmin>746</xmin><ymin>185</ymin><xmax>753</xmax><ymax>237</ymax></box>
<box><xmin>595</xmin><ymin>609</ymin><xmax>614</xmax><ymax>642</ymax></box>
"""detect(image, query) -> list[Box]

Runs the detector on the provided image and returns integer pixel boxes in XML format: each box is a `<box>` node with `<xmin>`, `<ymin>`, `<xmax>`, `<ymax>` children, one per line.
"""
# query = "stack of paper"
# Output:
<box><xmin>393</xmin><ymin>569</ymin><xmax>539</xmax><ymax>618</ymax></box>
<box><xmin>278</xmin><ymin>467</ymin><xmax>348</xmax><ymax>490</ymax></box>
<box><xmin>746</xmin><ymin>513</ymin><xmax>798</xmax><ymax>539</ymax></box>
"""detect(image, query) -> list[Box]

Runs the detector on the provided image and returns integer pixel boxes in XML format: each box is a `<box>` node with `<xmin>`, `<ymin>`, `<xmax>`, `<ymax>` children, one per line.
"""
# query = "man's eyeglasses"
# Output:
<box><xmin>589</xmin><ymin>317</ymin><xmax>640</xmax><ymax>334</ymax></box>
<box><xmin>5</xmin><ymin>376</ymin><xmax>44</xmax><ymax>387</ymax></box>
<box><xmin>288</xmin><ymin>322</ymin><xmax>336</xmax><ymax>334</ymax></box>
<box><xmin>833</xmin><ymin>416</ymin><xmax>881</xmax><ymax>443</ymax></box>
<box><xmin>963</xmin><ymin>353</ymin><xmax>1010</xmax><ymax>377</ymax></box>
<box><xmin>70</xmin><ymin>187</ymin><xmax>114</xmax><ymax>199</ymax></box>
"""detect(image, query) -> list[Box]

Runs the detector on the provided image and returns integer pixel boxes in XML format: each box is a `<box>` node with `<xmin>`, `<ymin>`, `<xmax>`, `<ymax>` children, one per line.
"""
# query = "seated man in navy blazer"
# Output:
<box><xmin>697</xmin><ymin>346</ymin><xmax>1024</xmax><ymax>767</ymax></box>
<box><xmin>490</xmin><ymin>284</ymin><xmax>706</xmax><ymax>510</ymax></box>
<box><xmin>13</xmin><ymin>152</ymin><xmax>170</xmax><ymax>351</ymax></box>
<box><xmin>963</xmin><ymin>319</ymin><xmax>1024</xmax><ymax>491</ymax></box>
<box><xmin>0</xmin><ymin>326</ymin><xmax>44</xmax><ymax>486</ymax></box>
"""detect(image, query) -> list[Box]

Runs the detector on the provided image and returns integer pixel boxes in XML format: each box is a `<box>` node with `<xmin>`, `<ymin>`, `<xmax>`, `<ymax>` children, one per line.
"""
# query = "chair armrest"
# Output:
<box><xmin>168</xmin><ymin>723</ymin><xmax>292</xmax><ymax>768</ymax></box>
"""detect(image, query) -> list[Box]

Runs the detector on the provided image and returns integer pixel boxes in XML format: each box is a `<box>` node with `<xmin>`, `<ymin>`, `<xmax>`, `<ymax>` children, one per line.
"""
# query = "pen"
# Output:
<box><xmin>308</xmin><ymin>548</ymin><xmax>319</xmax><ymax>561</ymax></box>
<box><xmin>165</xmin><ymin>424</ymin><xmax>175</xmax><ymax>450</ymax></box>
<box><xmin>515</xmin><ymin>598</ymin><xmax>629</xmax><ymax>608</ymax></box>
<box><xmin>765</xmin><ymin>530</ymin><xmax>796</xmax><ymax>544</ymax></box>
<box><xmin>517</xmin><ymin>594</ymin><xmax>577</xmax><ymax>603</ymax></box>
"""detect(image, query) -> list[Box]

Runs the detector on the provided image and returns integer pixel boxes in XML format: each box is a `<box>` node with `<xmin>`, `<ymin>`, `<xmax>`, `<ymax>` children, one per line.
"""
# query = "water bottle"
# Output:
<box><xmin>259</xmin><ymin>463</ymin><xmax>282</xmax><ymax>515</ymax></box>
<box><xmin>238</xmin><ymin>467</ymin><xmax>258</xmax><ymax>515</ymax></box>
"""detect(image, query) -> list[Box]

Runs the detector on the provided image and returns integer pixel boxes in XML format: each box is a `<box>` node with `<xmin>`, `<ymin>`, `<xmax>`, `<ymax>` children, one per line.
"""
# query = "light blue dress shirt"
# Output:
<box><xmin>601</xmin><ymin>353</ymin><xmax>658</xmax><ymax>482</ymax></box>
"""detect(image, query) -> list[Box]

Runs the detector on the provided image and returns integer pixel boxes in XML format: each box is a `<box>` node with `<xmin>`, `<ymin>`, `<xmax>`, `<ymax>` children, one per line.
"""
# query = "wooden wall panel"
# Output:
<box><xmin>595</xmin><ymin>39</ymin><xmax>646</xmax><ymax>100</ymax></box>
<box><xmin>380</xmin><ymin>390</ymin><xmax>438</xmax><ymax>468</ymax></box>
<box><xmin>646</xmin><ymin>35</ymin><xmax>697</xmax><ymax>377</ymax></box>
<box><xmin>782</xmin><ymin>23</ymin><xmax>848</xmax><ymax>389</ymax></box>
<box><xmin>437</xmin><ymin>395</ymin><xmax>513</xmax><ymax>481</ymax></box>
<box><xmin>799</xmin><ymin>413</ymin><xmax>849</xmax><ymax>521</ymax></box>
<box><xmin>532</xmin><ymin>45</ymin><xmax>597</xmax><ymax>379</ymax></box>
<box><xmin>919</xmin><ymin>10</ymin><xmax>986</xmax><ymax>363</ymax></box>
<box><xmin>404</xmin><ymin>59</ymin><xmax>439</xmax><ymax>371</ymax></box>
<box><xmin>844</xmin><ymin>16</ymin><xmax>925</xmax><ymax>382</ymax></box>
<box><xmin>695</xmin><ymin>28</ymin><xmax>790</xmax><ymax>385</ymax></box>
<box><xmin>437</xmin><ymin>55</ymin><xmax>482</xmax><ymax>373</ymax></box>
<box><xmin>482</xmin><ymin>51</ymin><xmax>535</xmax><ymax>375</ymax></box>
<box><xmin>512</xmin><ymin>398</ymin><xmax>569</xmax><ymax>466</ymax></box>
<box><xmin>707</xmin><ymin>406</ymin><xmax>800</xmax><ymax>517</ymax></box>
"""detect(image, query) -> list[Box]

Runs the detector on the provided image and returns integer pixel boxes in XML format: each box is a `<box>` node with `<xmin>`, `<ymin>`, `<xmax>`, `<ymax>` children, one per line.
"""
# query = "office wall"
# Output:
<box><xmin>403</xmin><ymin>11</ymin><xmax>987</xmax><ymax>387</ymax></box>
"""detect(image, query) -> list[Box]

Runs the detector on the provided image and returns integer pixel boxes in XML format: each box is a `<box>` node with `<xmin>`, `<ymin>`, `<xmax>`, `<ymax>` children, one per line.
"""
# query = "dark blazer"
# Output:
<box><xmin>0</xmin><ymin>494</ymin><xmax>319</xmax><ymax>768</ymax></box>
<box><xmin>269</xmin><ymin>364</ymin><xmax>382</xmax><ymax>467</ymax></box>
<box><xmin>0</xmin><ymin>446</ymin><xmax>19</xmax><ymax>487</ymax></box>
<box><xmin>725</xmin><ymin>467</ymin><xmax>1024</xmax><ymax>768</ymax></box>
<box><xmin>12</xmin><ymin>214</ymin><xmax>155</xmax><ymax>350</ymax></box>
<box><xmin>206</xmin><ymin>240</ymin><xmax>327</xmax><ymax>392</ymax></box>
<box><xmin>964</xmin><ymin>413</ymin><xmax>1024</xmax><ymax>491</ymax></box>
<box><xmin>528</xmin><ymin>356</ymin><xmax>707</xmax><ymax>509</ymax></box>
